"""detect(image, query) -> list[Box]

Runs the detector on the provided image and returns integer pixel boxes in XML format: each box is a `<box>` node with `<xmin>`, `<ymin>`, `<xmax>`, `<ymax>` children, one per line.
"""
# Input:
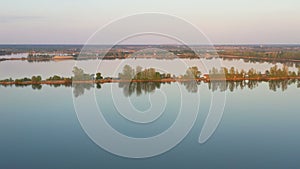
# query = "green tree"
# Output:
<box><xmin>135</xmin><ymin>66</ymin><xmax>143</xmax><ymax>79</ymax></box>
<box><xmin>185</xmin><ymin>66</ymin><xmax>201</xmax><ymax>78</ymax></box>
<box><xmin>32</xmin><ymin>76</ymin><xmax>37</xmax><ymax>82</ymax></box>
<box><xmin>32</xmin><ymin>76</ymin><xmax>42</xmax><ymax>83</ymax></box>
<box><xmin>240</xmin><ymin>69</ymin><xmax>246</xmax><ymax>78</ymax></box>
<box><xmin>136</xmin><ymin>66</ymin><xmax>143</xmax><ymax>74</ymax></box>
<box><xmin>73</xmin><ymin>67</ymin><xmax>84</xmax><ymax>79</ymax></box>
<box><xmin>72</xmin><ymin>66</ymin><xmax>92</xmax><ymax>81</ymax></box>
<box><xmin>96</xmin><ymin>72</ymin><xmax>103</xmax><ymax>80</ymax></box>
<box><xmin>229</xmin><ymin>67</ymin><xmax>235</xmax><ymax>76</ymax></box>
<box><xmin>222</xmin><ymin>67</ymin><xmax>229</xmax><ymax>77</ymax></box>
<box><xmin>248</xmin><ymin>68</ymin><xmax>257</xmax><ymax>78</ymax></box>
<box><xmin>282</xmin><ymin>64</ymin><xmax>289</xmax><ymax>76</ymax></box>
<box><xmin>270</xmin><ymin>65</ymin><xmax>278</xmax><ymax>77</ymax></box>
<box><xmin>52</xmin><ymin>75</ymin><xmax>62</xmax><ymax>81</ymax></box>
<box><xmin>119</xmin><ymin>65</ymin><xmax>135</xmax><ymax>80</ymax></box>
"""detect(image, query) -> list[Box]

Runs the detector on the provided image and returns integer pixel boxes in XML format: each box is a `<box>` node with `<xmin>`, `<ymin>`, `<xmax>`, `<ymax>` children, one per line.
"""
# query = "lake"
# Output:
<box><xmin>0</xmin><ymin>80</ymin><xmax>299</xmax><ymax>168</ymax></box>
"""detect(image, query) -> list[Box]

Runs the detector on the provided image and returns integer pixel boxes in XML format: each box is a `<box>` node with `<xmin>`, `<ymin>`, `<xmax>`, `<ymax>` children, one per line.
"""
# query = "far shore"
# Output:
<box><xmin>1</xmin><ymin>76</ymin><xmax>299</xmax><ymax>86</ymax></box>
<box><xmin>1</xmin><ymin>54</ymin><xmax>300</xmax><ymax>63</ymax></box>
<box><xmin>219</xmin><ymin>54</ymin><xmax>300</xmax><ymax>63</ymax></box>
<box><xmin>0</xmin><ymin>57</ymin><xmax>73</xmax><ymax>62</ymax></box>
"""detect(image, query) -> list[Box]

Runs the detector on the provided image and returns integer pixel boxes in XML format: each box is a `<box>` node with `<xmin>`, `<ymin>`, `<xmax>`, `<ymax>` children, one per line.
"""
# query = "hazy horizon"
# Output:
<box><xmin>1</xmin><ymin>43</ymin><xmax>300</xmax><ymax>45</ymax></box>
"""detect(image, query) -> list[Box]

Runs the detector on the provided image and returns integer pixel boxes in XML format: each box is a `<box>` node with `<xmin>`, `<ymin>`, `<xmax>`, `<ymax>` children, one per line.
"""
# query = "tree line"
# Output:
<box><xmin>218</xmin><ymin>48</ymin><xmax>300</xmax><ymax>60</ymax></box>
<box><xmin>1</xmin><ymin>65</ymin><xmax>300</xmax><ymax>84</ymax></box>
<box><xmin>208</xmin><ymin>65</ymin><xmax>300</xmax><ymax>79</ymax></box>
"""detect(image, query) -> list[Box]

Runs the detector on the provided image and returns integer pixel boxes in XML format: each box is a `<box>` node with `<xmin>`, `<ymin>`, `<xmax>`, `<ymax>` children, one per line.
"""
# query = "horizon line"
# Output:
<box><xmin>0</xmin><ymin>43</ymin><xmax>300</xmax><ymax>46</ymax></box>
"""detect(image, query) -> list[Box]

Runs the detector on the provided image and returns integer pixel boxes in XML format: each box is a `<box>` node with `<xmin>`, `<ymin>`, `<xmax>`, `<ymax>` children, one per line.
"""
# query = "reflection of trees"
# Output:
<box><xmin>119</xmin><ymin>80</ymin><xmax>293</xmax><ymax>94</ymax></box>
<box><xmin>118</xmin><ymin>82</ymin><xmax>161</xmax><ymax>97</ymax></box>
<box><xmin>207</xmin><ymin>80</ymin><xmax>297</xmax><ymax>92</ymax></box>
<box><xmin>208</xmin><ymin>81</ymin><xmax>227</xmax><ymax>92</ymax></box>
<box><xmin>119</xmin><ymin>81</ymin><xmax>200</xmax><ymax>96</ymax></box>
<box><xmin>32</xmin><ymin>84</ymin><xmax>42</xmax><ymax>90</ymax></box>
<box><xmin>232</xmin><ymin>81</ymin><xmax>245</xmax><ymax>91</ymax></box>
<box><xmin>96</xmin><ymin>83</ymin><xmax>102</xmax><ymax>89</ymax></box>
<box><xmin>269</xmin><ymin>80</ymin><xmax>282</xmax><ymax>92</ymax></box>
<box><xmin>247</xmin><ymin>80</ymin><xmax>259</xmax><ymax>90</ymax></box>
<box><xmin>281</xmin><ymin>80</ymin><xmax>288</xmax><ymax>91</ymax></box>
<box><xmin>14</xmin><ymin>84</ymin><xmax>30</xmax><ymax>88</ymax></box>
<box><xmin>181</xmin><ymin>80</ymin><xmax>199</xmax><ymax>93</ymax></box>
<box><xmin>228</xmin><ymin>81</ymin><xmax>235</xmax><ymax>92</ymax></box>
<box><xmin>73</xmin><ymin>83</ymin><xmax>94</xmax><ymax>98</ymax></box>
<box><xmin>2</xmin><ymin>79</ymin><xmax>298</xmax><ymax>94</ymax></box>
<box><xmin>268</xmin><ymin>80</ymin><xmax>297</xmax><ymax>92</ymax></box>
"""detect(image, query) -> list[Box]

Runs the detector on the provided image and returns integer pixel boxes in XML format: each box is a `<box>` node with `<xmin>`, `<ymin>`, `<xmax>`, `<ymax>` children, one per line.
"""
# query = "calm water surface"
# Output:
<box><xmin>0</xmin><ymin>58</ymin><xmax>295</xmax><ymax>79</ymax></box>
<box><xmin>0</xmin><ymin>81</ymin><xmax>299</xmax><ymax>169</ymax></box>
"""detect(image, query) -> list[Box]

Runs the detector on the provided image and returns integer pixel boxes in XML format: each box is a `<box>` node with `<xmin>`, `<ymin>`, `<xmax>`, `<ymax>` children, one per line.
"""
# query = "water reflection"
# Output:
<box><xmin>208</xmin><ymin>79</ymin><xmax>299</xmax><ymax>92</ymax></box>
<box><xmin>268</xmin><ymin>79</ymin><xmax>298</xmax><ymax>92</ymax></box>
<box><xmin>116</xmin><ymin>79</ymin><xmax>299</xmax><ymax>96</ymax></box>
<box><xmin>118</xmin><ymin>82</ymin><xmax>162</xmax><ymax>97</ymax></box>
<box><xmin>208</xmin><ymin>80</ymin><xmax>260</xmax><ymax>92</ymax></box>
<box><xmin>32</xmin><ymin>84</ymin><xmax>42</xmax><ymax>90</ymax></box>
<box><xmin>180</xmin><ymin>81</ymin><xmax>200</xmax><ymax>93</ymax></box>
<box><xmin>73</xmin><ymin>83</ymin><xmax>94</xmax><ymax>98</ymax></box>
<box><xmin>1</xmin><ymin>80</ymin><xmax>299</xmax><ymax>97</ymax></box>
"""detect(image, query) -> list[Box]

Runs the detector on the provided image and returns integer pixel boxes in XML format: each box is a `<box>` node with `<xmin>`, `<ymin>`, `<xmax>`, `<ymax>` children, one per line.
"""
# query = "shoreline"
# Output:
<box><xmin>219</xmin><ymin>54</ymin><xmax>300</xmax><ymax>63</ymax></box>
<box><xmin>0</xmin><ymin>58</ymin><xmax>73</xmax><ymax>62</ymax></box>
<box><xmin>1</xmin><ymin>55</ymin><xmax>300</xmax><ymax>63</ymax></box>
<box><xmin>1</xmin><ymin>76</ymin><xmax>299</xmax><ymax>86</ymax></box>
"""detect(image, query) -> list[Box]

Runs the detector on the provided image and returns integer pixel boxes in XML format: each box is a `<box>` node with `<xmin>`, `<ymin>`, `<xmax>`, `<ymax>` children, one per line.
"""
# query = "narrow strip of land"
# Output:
<box><xmin>1</xmin><ymin>76</ymin><xmax>299</xmax><ymax>86</ymax></box>
<box><xmin>219</xmin><ymin>54</ymin><xmax>300</xmax><ymax>63</ymax></box>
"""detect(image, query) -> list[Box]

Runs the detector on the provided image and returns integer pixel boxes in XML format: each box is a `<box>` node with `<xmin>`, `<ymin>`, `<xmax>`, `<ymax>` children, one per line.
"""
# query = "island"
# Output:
<box><xmin>1</xmin><ymin>65</ymin><xmax>299</xmax><ymax>86</ymax></box>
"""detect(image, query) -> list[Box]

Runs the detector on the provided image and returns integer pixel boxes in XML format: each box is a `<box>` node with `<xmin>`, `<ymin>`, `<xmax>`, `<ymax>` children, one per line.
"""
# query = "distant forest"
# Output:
<box><xmin>1</xmin><ymin>45</ymin><xmax>300</xmax><ymax>62</ymax></box>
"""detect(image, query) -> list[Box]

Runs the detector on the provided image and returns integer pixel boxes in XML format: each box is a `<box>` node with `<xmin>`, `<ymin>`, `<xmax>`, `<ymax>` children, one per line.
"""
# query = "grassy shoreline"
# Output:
<box><xmin>1</xmin><ymin>76</ymin><xmax>299</xmax><ymax>86</ymax></box>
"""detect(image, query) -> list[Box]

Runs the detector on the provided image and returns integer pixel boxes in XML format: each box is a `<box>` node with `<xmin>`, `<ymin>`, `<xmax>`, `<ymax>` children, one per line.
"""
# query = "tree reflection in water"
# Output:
<box><xmin>180</xmin><ymin>80</ymin><xmax>199</xmax><ymax>93</ymax></box>
<box><xmin>32</xmin><ymin>84</ymin><xmax>42</xmax><ymax>90</ymax></box>
<box><xmin>268</xmin><ymin>79</ymin><xmax>298</xmax><ymax>92</ymax></box>
<box><xmin>73</xmin><ymin>83</ymin><xmax>94</xmax><ymax>98</ymax></box>
<box><xmin>70</xmin><ymin>79</ymin><xmax>300</xmax><ymax>97</ymax></box>
<box><xmin>118</xmin><ymin>82</ymin><xmax>162</xmax><ymax>97</ymax></box>
<box><xmin>208</xmin><ymin>79</ymin><xmax>299</xmax><ymax>92</ymax></box>
<box><xmin>2</xmin><ymin>79</ymin><xmax>298</xmax><ymax>97</ymax></box>
<box><xmin>208</xmin><ymin>81</ymin><xmax>228</xmax><ymax>92</ymax></box>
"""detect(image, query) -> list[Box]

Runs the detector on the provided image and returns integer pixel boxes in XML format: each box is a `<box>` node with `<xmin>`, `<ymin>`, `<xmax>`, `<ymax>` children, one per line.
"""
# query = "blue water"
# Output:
<box><xmin>0</xmin><ymin>82</ymin><xmax>299</xmax><ymax>169</ymax></box>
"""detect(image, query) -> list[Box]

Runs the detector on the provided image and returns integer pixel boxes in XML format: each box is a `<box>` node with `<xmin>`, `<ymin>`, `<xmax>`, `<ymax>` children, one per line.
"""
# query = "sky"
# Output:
<box><xmin>0</xmin><ymin>0</ymin><xmax>300</xmax><ymax>44</ymax></box>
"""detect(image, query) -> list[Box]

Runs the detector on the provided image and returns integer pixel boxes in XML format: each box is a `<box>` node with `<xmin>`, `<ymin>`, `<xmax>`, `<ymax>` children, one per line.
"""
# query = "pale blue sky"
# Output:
<box><xmin>0</xmin><ymin>0</ymin><xmax>299</xmax><ymax>44</ymax></box>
